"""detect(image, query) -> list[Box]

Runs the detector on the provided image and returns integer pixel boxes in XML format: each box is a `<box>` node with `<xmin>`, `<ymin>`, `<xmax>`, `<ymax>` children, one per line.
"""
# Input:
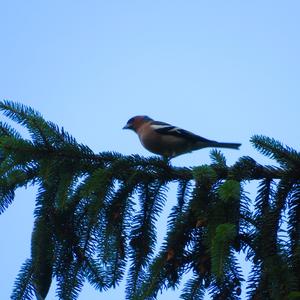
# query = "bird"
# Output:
<box><xmin>123</xmin><ymin>115</ymin><xmax>241</xmax><ymax>159</ymax></box>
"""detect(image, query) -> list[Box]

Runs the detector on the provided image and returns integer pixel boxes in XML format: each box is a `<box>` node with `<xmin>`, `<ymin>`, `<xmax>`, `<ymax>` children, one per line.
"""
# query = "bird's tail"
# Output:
<box><xmin>210</xmin><ymin>142</ymin><xmax>241</xmax><ymax>150</ymax></box>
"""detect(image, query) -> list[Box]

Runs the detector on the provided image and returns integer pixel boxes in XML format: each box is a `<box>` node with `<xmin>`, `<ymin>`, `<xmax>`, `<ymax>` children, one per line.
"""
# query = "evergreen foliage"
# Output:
<box><xmin>1</xmin><ymin>100</ymin><xmax>300</xmax><ymax>299</ymax></box>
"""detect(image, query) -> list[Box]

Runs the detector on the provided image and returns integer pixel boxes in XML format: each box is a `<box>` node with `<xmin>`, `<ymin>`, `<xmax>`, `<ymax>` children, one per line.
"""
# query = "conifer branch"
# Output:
<box><xmin>1</xmin><ymin>101</ymin><xmax>300</xmax><ymax>299</ymax></box>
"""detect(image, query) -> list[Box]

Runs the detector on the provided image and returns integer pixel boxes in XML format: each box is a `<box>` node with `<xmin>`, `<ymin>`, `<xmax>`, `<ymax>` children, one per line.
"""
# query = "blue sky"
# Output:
<box><xmin>0</xmin><ymin>1</ymin><xmax>300</xmax><ymax>299</ymax></box>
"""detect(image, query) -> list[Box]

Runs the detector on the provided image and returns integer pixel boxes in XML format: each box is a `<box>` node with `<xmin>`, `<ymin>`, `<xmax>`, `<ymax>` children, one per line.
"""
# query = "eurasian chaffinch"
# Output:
<box><xmin>123</xmin><ymin>116</ymin><xmax>241</xmax><ymax>159</ymax></box>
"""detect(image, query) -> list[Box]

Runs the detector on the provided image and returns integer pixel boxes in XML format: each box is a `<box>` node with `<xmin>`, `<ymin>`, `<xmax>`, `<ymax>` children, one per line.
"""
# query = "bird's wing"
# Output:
<box><xmin>150</xmin><ymin>121</ymin><xmax>213</xmax><ymax>143</ymax></box>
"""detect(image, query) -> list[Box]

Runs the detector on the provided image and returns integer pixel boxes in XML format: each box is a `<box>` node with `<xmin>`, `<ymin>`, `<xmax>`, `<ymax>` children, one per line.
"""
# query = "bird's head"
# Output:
<box><xmin>123</xmin><ymin>115</ymin><xmax>153</xmax><ymax>132</ymax></box>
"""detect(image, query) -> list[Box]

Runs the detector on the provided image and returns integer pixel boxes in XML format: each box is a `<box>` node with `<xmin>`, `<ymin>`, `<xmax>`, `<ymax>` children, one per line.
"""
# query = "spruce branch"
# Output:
<box><xmin>1</xmin><ymin>102</ymin><xmax>300</xmax><ymax>299</ymax></box>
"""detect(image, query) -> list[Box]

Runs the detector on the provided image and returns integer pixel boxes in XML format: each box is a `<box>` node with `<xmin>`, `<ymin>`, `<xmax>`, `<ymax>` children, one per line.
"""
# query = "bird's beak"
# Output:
<box><xmin>123</xmin><ymin>123</ymin><xmax>132</xmax><ymax>130</ymax></box>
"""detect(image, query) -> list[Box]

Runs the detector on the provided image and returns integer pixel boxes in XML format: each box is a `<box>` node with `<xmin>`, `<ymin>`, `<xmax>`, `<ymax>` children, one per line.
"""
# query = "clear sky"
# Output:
<box><xmin>0</xmin><ymin>1</ymin><xmax>300</xmax><ymax>299</ymax></box>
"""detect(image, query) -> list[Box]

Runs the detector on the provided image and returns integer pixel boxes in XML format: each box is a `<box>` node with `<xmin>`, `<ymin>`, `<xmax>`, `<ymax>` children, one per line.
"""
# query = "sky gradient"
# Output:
<box><xmin>1</xmin><ymin>1</ymin><xmax>300</xmax><ymax>299</ymax></box>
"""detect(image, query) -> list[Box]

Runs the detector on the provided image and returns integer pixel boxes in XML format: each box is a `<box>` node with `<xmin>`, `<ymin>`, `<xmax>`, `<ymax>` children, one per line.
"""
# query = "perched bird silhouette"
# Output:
<box><xmin>123</xmin><ymin>115</ymin><xmax>241</xmax><ymax>159</ymax></box>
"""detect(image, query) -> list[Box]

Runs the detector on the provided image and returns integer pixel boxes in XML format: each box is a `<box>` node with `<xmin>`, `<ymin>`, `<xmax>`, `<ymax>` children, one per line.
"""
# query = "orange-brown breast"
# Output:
<box><xmin>137</xmin><ymin>122</ymin><xmax>189</xmax><ymax>157</ymax></box>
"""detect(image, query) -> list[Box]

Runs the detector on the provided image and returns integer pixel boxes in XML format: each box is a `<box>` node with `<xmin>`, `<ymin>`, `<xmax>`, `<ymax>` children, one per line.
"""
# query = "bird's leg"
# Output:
<box><xmin>162</xmin><ymin>155</ymin><xmax>171</xmax><ymax>164</ymax></box>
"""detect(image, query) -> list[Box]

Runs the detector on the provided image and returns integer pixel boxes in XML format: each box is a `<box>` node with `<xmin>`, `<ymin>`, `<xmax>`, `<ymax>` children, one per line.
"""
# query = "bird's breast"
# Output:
<box><xmin>138</xmin><ymin>127</ymin><xmax>188</xmax><ymax>157</ymax></box>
